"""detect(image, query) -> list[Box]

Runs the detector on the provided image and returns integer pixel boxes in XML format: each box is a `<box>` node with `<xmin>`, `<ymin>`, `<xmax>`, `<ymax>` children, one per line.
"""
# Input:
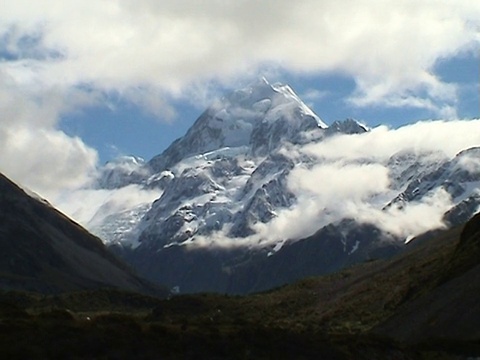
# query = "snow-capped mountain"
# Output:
<box><xmin>94</xmin><ymin>79</ymin><xmax>329</xmax><ymax>250</ymax></box>
<box><xmin>324</xmin><ymin>118</ymin><xmax>369</xmax><ymax>136</ymax></box>
<box><xmin>386</xmin><ymin>147</ymin><xmax>480</xmax><ymax>226</ymax></box>
<box><xmin>387</xmin><ymin>147</ymin><xmax>480</xmax><ymax>211</ymax></box>
<box><xmin>148</xmin><ymin>77</ymin><xmax>327</xmax><ymax>172</ymax></box>
<box><xmin>85</xmin><ymin>78</ymin><xmax>480</xmax><ymax>294</ymax></box>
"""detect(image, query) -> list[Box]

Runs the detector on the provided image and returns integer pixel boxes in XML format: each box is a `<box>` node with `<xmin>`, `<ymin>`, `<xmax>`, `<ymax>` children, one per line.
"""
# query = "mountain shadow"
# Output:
<box><xmin>0</xmin><ymin>173</ymin><xmax>165</xmax><ymax>296</ymax></box>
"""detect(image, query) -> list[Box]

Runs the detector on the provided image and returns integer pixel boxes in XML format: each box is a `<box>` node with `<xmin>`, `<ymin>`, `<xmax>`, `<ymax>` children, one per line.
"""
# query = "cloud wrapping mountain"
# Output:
<box><xmin>50</xmin><ymin>82</ymin><xmax>480</xmax><ymax>254</ymax></box>
<box><xmin>264</xmin><ymin>120</ymin><xmax>480</xmax><ymax>241</ymax></box>
<box><xmin>3</xmin><ymin>77</ymin><xmax>478</xmax><ymax>294</ymax></box>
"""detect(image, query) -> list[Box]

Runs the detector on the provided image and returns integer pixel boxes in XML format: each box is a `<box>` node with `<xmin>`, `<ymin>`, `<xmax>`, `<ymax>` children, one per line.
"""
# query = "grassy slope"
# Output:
<box><xmin>0</xmin><ymin>215</ymin><xmax>478</xmax><ymax>359</ymax></box>
<box><xmin>374</xmin><ymin>213</ymin><xmax>480</xmax><ymax>347</ymax></box>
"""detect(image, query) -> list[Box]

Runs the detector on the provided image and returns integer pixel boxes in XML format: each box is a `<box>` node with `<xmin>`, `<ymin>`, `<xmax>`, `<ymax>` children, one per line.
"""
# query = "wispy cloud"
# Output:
<box><xmin>300</xmin><ymin>88</ymin><xmax>330</xmax><ymax>108</ymax></box>
<box><xmin>55</xmin><ymin>185</ymin><xmax>162</xmax><ymax>229</ymax></box>
<box><xmin>193</xmin><ymin>119</ymin><xmax>480</xmax><ymax>247</ymax></box>
<box><xmin>261</xmin><ymin>119</ymin><xmax>480</xmax><ymax>241</ymax></box>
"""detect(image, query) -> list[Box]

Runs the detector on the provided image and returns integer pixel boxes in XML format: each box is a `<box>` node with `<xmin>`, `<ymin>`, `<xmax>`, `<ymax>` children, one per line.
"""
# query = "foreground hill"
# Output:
<box><xmin>0</xmin><ymin>173</ymin><xmax>164</xmax><ymax>296</ymax></box>
<box><xmin>1</xmin><ymin>211</ymin><xmax>478</xmax><ymax>359</ymax></box>
<box><xmin>374</xmin><ymin>212</ymin><xmax>480</xmax><ymax>346</ymax></box>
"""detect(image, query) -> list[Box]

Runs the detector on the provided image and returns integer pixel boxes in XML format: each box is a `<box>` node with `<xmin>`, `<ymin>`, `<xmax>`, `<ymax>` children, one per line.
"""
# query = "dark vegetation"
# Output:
<box><xmin>1</xmin><ymin>214</ymin><xmax>480</xmax><ymax>359</ymax></box>
<box><xmin>1</xmin><ymin>171</ymin><xmax>479</xmax><ymax>358</ymax></box>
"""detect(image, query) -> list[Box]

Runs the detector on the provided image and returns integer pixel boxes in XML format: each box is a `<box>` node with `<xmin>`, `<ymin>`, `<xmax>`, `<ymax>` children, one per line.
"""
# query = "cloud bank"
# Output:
<box><xmin>2</xmin><ymin>0</ymin><xmax>479</xmax><ymax>112</ymax></box>
<box><xmin>256</xmin><ymin>120</ymin><xmax>480</xmax><ymax>243</ymax></box>
<box><xmin>181</xmin><ymin>119</ymin><xmax>480</xmax><ymax>252</ymax></box>
<box><xmin>304</xmin><ymin>119</ymin><xmax>480</xmax><ymax>161</ymax></box>
<box><xmin>0</xmin><ymin>1</ymin><xmax>478</xmax><ymax>243</ymax></box>
<box><xmin>184</xmin><ymin>119</ymin><xmax>474</xmax><ymax>250</ymax></box>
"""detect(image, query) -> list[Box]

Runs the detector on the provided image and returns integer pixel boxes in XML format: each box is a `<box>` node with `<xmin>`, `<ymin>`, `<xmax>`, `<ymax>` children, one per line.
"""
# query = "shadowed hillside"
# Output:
<box><xmin>0</xmin><ymin>211</ymin><xmax>478</xmax><ymax>358</ymax></box>
<box><xmin>0</xmin><ymin>173</ymin><xmax>164</xmax><ymax>296</ymax></box>
<box><xmin>373</xmin><ymin>212</ymin><xmax>480</xmax><ymax>347</ymax></box>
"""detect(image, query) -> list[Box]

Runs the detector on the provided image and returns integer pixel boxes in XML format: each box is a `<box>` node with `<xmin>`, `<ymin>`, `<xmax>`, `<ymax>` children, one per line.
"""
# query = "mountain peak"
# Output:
<box><xmin>149</xmin><ymin>80</ymin><xmax>326</xmax><ymax>171</ymax></box>
<box><xmin>325</xmin><ymin>118</ymin><xmax>369</xmax><ymax>136</ymax></box>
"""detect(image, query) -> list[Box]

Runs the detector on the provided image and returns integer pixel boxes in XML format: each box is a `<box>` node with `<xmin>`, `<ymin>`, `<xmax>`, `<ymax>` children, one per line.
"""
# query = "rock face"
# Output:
<box><xmin>148</xmin><ymin>78</ymin><xmax>326</xmax><ymax>172</ymax></box>
<box><xmin>387</xmin><ymin>147</ymin><xmax>480</xmax><ymax>225</ymax></box>
<box><xmin>324</xmin><ymin>118</ymin><xmax>369</xmax><ymax>136</ymax></box>
<box><xmin>0</xmin><ymin>173</ymin><xmax>163</xmax><ymax>296</ymax></box>
<box><xmin>86</xmin><ymin>79</ymin><xmax>480</xmax><ymax>294</ymax></box>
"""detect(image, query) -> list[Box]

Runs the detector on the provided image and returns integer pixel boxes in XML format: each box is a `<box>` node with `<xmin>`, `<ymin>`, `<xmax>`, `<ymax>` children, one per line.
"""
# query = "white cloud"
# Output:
<box><xmin>300</xmin><ymin>89</ymin><xmax>329</xmax><ymax>109</ymax></box>
<box><xmin>304</xmin><ymin>120</ymin><xmax>480</xmax><ymax>162</ymax></box>
<box><xmin>0</xmin><ymin>126</ymin><xmax>97</xmax><ymax>196</ymax></box>
<box><xmin>246</xmin><ymin>163</ymin><xmax>390</xmax><ymax>242</ymax></box>
<box><xmin>248</xmin><ymin>120</ymin><xmax>480</xmax><ymax>243</ymax></box>
<box><xmin>1</xmin><ymin>0</ymin><xmax>478</xmax><ymax>115</ymax></box>
<box><xmin>358</xmin><ymin>188</ymin><xmax>453</xmax><ymax>238</ymax></box>
<box><xmin>249</xmin><ymin>162</ymin><xmax>388</xmax><ymax>241</ymax></box>
<box><xmin>0</xmin><ymin>70</ymin><xmax>98</xmax><ymax>199</ymax></box>
<box><xmin>54</xmin><ymin>185</ymin><xmax>162</xmax><ymax>228</ymax></box>
<box><xmin>290</xmin><ymin>163</ymin><xmax>390</xmax><ymax>205</ymax></box>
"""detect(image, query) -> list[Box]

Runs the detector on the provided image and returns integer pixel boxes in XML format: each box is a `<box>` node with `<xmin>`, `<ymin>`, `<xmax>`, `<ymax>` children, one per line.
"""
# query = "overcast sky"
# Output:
<box><xmin>1</xmin><ymin>0</ymin><xmax>479</xmax><ymax>200</ymax></box>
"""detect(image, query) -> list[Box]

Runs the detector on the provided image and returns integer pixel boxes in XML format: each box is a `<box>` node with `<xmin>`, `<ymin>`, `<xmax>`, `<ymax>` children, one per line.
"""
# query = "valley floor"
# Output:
<box><xmin>2</xmin><ymin>213</ymin><xmax>480</xmax><ymax>359</ymax></box>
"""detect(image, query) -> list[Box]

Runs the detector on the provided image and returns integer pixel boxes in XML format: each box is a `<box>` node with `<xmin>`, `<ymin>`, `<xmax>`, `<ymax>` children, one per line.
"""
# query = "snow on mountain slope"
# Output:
<box><xmin>384</xmin><ymin>146</ymin><xmax>480</xmax><ymax>227</ymax></box>
<box><xmin>61</xmin><ymin>78</ymin><xmax>480</xmax><ymax>293</ymax></box>
<box><xmin>89</xmin><ymin>79</ymin><xmax>330</xmax><ymax>249</ymax></box>
<box><xmin>388</xmin><ymin>147</ymin><xmax>480</xmax><ymax>209</ymax></box>
<box><xmin>87</xmin><ymin>78</ymin><xmax>480</xmax><ymax>256</ymax></box>
<box><xmin>148</xmin><ymin>78</ymin><xmax>327</xmax><ymax>173</ymax></box>
<box><xmin>386</xmin><ymin>150</ymin><xmax>448</xmax><ymax>191</ymax></box>
<box><xmin>97</xmin><ymin>155</ymin><xmax>150</xmax><ymax>189</ymax></box>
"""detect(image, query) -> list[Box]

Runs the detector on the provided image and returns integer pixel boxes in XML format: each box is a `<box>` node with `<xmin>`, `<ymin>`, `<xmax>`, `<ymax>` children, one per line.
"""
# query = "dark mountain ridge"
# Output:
<box><xmin>0</xmin><ymin>173</ymin><xmax>164</xmax><ymax>296</ymax></box>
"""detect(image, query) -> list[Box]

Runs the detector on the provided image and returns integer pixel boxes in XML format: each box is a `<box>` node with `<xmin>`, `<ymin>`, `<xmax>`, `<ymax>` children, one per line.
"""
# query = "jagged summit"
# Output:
<box><xmin>148</xmin><ymin>78</ymin><xmax>326</xmax><ymax>172</ymax></box>
<box><xmin>325</xmin><ymin>118</ymin><xmax>369</xmax><ymax>136</ymax></box>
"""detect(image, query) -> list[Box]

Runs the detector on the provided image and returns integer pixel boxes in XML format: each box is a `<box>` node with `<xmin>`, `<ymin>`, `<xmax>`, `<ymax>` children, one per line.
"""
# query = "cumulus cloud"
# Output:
<box><xmin>0</xmin><ymin>126</ymin><xmax>97</xmax><ymax>195</ymax></box>
<box><xmin>1</xmin><ymin>0</ymin><xmax>478</xmax><ymax>115</ymax></box>
<box><xmin>0</xmin><ymin>70</ymin><xmax>99</xmax><ymax>199</ymax></box>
